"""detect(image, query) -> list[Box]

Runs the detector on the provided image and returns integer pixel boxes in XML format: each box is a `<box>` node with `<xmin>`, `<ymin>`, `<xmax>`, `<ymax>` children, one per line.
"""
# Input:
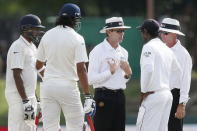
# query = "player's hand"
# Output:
<box><xmin>23</xmin><ymin>99</ymin><xmax>35</xmax><ymax>126</ymax></box>
<box><xmin>84</xmin><ymin>94</ymin><xmax>96</xmax><ymax>116</ymax></box>
<box><xmin>175</xmin><ymin>104</ymin><xmax>186</xmax><ymax>119</ymax></box>
<box><xmin>120</xmin><ymin>61</ymin><xmax>132</xmax><ymax>76</ymax></box>
<box><xmin>107</xmin><ymin>59</ymin><xmax>119</xmax><ymax>74</ymax></box>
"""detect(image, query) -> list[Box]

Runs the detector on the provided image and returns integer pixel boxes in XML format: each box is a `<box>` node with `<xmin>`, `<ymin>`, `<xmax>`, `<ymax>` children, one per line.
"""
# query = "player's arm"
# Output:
<box><xmin>77</xmin><ymin>62</ymin><xmax>96</xmax><ymax>117</ymax></box>
<box><xmin>77</xmin><ymin>62</ymin><xmax>90</xmax><ymax>94</ymax></box>
<box><xmin>13</xmin><ymin>68</ymin><xmax>27</xmax><ymax>100</ymax></box>
<box><xmin>36</xmin><ymin>38</ymin><xmax>46</xmax><ymax>79</ymax></box>
<box><xmin>75</xmin><ymin>38</ymin><xmax>96</xmax><ymax>116</ymax></box>
<box><xmin>140</xmin><ymin>46</ymin><xmax>155</xmax><ymax>103</ymax></box>
<box><xmin>36</xmin><ymin>60</ymin><xmax>45</xmax><ymax>80</ymax></box>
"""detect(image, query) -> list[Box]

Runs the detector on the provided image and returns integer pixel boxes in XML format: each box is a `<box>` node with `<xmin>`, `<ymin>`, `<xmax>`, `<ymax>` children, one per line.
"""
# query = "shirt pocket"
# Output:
<box><xmin>25</xmin><ymin>51</ymin><xmax>36</xmax><ymax>65</ymax></box>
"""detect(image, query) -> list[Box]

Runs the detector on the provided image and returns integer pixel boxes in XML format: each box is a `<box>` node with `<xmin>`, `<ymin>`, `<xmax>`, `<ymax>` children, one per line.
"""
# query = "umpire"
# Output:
<box><xmin>160</xmin><ymin>18</ymin><xmax>192</xmax><ymax>131</ymax></box>
<box><xmin>88</xmin><ymin>17</ymin><xmax>132</xmax><ymax>131</ymax></box>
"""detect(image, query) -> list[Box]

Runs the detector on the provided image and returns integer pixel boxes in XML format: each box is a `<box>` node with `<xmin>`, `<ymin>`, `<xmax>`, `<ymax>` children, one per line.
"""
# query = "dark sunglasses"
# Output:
<box><xmin>111</xmin><ymin>29</ymin><xmax>125</xmax><ymax>33</ymax></box>
<box><xmin>161</xmin><ymin>32</ymin><xmax>169</xmax><ymax>35</ymax></box>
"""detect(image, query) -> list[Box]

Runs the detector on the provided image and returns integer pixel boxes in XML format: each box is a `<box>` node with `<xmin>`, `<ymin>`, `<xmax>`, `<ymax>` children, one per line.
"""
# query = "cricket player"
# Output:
<box><xmin>136</xmin><ymin>19</ymin><xmax>182</xmax><ymax>131</ymax></box>
<box><xmin>5</xmin><ymin>14</ymin><xmax>45</xmax><ymax>131</ymax></box>
<box><xmin>88</xmin><ymin>17</ymin><xmax>132</xmax><ymax>131</ymax></box>
<box><xmin>35</xmin><ymin>3</ymin><xmax>95</xmax><ymax>131</ymax></box>
<box><xmin>160</xmin><ymin>18</ymin><xmax>192</xmax><ymax>131</ymax></box>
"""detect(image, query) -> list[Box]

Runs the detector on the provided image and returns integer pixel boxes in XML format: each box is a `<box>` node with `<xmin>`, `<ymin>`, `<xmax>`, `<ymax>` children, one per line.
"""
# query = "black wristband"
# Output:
<box><xmin>124</xmin><ymin>74</ymin><xmax>131</xmax><ymax>79</ymax></box>
<box><xmin>22</xmin><ymin>99</ymin><xmax>29</xmax><ymax>104</ymax></box>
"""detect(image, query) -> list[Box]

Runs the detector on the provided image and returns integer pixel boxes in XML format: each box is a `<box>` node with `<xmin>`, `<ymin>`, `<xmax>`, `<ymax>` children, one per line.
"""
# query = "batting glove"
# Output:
<box><xmin>23</xmin><ymin>99</ymin><xmax>35</xmax><ymax>126</ymax></box>
<box><xmin>84</xmin><ymin>94</ymin><xmax>96</xmax><ymax>117</ymax></box>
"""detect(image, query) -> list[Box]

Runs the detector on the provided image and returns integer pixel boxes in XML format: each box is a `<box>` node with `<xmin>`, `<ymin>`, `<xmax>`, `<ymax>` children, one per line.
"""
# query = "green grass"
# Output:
<box><xmin>0</xmin><ymin>78</ymin><xmax>8</xmax><ymax>125</ymax></box>
<box><xmin>192</xmin><ymin>71</ymin><xmax>197</xmax><ymax>80</ymax></box>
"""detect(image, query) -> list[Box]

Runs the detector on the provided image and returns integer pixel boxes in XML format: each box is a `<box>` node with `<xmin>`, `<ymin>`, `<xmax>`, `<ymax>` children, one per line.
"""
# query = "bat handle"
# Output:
<box><xmin>35</xmin><ymin>112</ymin><xmax>41</xmax><ymax>126</ymax></box>
<box><xmin>87</xmin><ymin>116</ymin><xmax>95</xmax><ymax>131</ymax></box>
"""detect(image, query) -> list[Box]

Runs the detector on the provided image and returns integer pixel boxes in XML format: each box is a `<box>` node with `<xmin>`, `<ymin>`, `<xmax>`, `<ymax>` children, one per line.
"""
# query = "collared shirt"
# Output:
<box><xmin>88</xmin><ymin>38</ymin><xmax>129</xmax><ymax>90</ymax></box>
<box><xmin>6</xmin><ymin>35</ymin><xmax>37</xmax><ymax>97</ymax></box>
<box><xmin>170</xmin><ymin>40</ymin><xmax>192</xmax><ymax>103</ymax></box>
<box><xmin>37</xmin><ymin>26</ymin><xmax>88</xmax><ymax>82</ymax></box>
<box><xmin>140</xmin><ymin>38</ymin><xmax>182</xmax><ymax>93</ymax></box>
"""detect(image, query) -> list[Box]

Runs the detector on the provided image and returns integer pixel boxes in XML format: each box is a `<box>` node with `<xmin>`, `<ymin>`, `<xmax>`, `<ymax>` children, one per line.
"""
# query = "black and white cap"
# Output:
<box><xmin>160</xmin><ymin>18</ymin><xmax>185</xmax><ymax>36</ymax></box>
<box><xmin>100</xmin><ymin>17</ymin><xmax>131</xmax><ymax>33</ymax></box>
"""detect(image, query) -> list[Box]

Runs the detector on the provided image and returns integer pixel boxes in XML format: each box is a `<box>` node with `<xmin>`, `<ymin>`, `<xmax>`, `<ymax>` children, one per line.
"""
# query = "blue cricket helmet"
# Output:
<box><xmin>19</xmin><ymin>14</ymin><xmax>45</xmax><ymax>31</ymax></box>
<box><xmin>59</xmin><ymin>3</ymin><xmax>81</xmax><ymax>18</ymax></box>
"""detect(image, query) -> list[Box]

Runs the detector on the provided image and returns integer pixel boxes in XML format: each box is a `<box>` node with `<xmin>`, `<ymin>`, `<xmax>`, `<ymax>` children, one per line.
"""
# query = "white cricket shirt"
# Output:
<box><xmin>37</xmin><ymin>26</ymin><xmax>88</xmax><ymax>82</ymax></box>
<box><xmin>140</xmin><ymin>38</ymin><xmax>182</xmax><ymax>93</ymax></box>
<box><xmin>88</xmin><ymin>39</ymin><xmax>129</xmax><ymax>90</ymax></box>
<box><xmin>170</xmin><ymin>40</ymin><xmax>192</xmax><ymax>103</ymax></box>
<box><xmin>6</xmin><ymin>36</ymin><xmax>37</xmax><ymax>97</ymax></box>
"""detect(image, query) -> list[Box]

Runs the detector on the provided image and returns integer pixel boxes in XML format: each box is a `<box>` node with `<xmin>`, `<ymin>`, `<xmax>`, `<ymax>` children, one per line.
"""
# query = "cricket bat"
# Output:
<box><xmin>86</xmin><ymin>115</ymin><xmax>95</xmax><ymax>131</ymax></box>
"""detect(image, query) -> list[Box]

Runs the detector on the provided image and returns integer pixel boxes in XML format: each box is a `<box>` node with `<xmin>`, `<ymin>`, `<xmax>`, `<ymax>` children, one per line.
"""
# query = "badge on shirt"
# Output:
<box><xmin>98</xmin><ymin>101</ymin><xmax>105</xmax><ymax>107</ymax></box>
<box><xmin>143</xmin><ymin>52</ymin><xmax>151</xmax><ymax>57</ymax></box>
<box><xmin>106</xmin><ymin>58</ymin><xmax>116</xmax><ymax>64</ymax></box>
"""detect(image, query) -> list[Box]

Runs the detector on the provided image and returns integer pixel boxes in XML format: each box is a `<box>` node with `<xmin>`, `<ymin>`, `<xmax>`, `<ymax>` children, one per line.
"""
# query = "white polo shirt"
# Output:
<box><xmin>170</xmin><ymin>40</ymin><xmax>192</xmax><ymax>103</ymax></box>
<box><xmin>140</xmin><ymin>38</ymin><xmax>182</xmax><ymax>93</ymax></box>
<box><xmin>37</xmin><ymin>26</ymin><xmax>88</xmax><ymax>82</ymax></box>
<box><xmin>6</xmin><ymin>36</ymin><xmax>37</xmax><ymax>97</ymax></box>
<box><xmin>88</xmin><ymin>39</ymin><xmax>129</xmax><ymax>90</ymax></box>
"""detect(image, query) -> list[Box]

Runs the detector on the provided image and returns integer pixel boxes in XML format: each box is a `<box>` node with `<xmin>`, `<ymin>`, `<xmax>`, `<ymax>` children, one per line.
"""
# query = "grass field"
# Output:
<box><xmin>0</xmin><ymin>78</ymin><xmax>8</xmax><ymax>126</ymax></box>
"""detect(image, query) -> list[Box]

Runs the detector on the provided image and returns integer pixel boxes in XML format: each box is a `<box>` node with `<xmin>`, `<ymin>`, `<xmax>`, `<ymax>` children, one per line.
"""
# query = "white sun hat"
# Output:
<box><xmin>99</xmin><ymin>17</ymin><xmax>131</xmax><ymax>33</ymax></box>
<box><xmin>159</xmin><ymin>18</ymin><xmax>185</xmax><ymax>36</ymax></box>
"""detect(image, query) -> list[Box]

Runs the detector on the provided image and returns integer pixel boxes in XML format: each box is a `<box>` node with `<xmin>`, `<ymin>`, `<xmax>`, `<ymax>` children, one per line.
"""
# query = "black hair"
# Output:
<box><xmin>55</xmin><ymin>16</ymin><xmax>76</xmax><ymax>28</ymax></box>
<box><xmin>141</xmin><ymin>27</ymin><xmax>159</xmax><ymax>38</ymax></box>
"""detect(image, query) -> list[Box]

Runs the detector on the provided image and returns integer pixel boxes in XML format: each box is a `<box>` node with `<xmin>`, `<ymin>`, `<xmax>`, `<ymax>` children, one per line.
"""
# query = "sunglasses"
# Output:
<box><xmin>161</xmin><ymin>32</ymin><xmax>169</xmax><ymax>35</ymax></box>
<box><xmin>111</xmin><ymin>29</ymin><xmax>125</xmax><ymax>33</ymax></box>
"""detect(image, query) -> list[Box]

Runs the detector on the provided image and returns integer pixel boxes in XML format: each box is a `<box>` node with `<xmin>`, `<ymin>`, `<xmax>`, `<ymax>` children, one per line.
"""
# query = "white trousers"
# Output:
<box><xmin>136</xmin><ymin>89</ymin><xmax>173</xmax><ymax>131</ymax></box>
<box><xmin>40</xmin><ymin>80</ymin><xmax>84</xmax><ymax>131</ymax></box>
<box><xmin>5</xmin><ymin>92</ymin><xmax>37</xmax><ymax>131</ymax></box>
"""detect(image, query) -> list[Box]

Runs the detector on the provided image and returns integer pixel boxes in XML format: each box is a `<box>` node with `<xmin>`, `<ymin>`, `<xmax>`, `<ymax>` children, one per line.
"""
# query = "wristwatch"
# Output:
<box><xmin>124</xmin><ymin>74</ymin><xmax>131</xmax><ymax>79</ymax></box>
<box><xmin>180</xmin><ymin>101</ymin><xmax>187</xmax><ymax>106</ymax></box>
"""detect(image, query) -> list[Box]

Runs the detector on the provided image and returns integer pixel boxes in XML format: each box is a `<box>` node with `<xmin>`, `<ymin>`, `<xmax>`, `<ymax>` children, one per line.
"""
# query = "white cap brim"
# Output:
<box><xmin>159</xmin><ymin>27</ymin><xmax>185</xmax><ymax>36</ymax></box>
<box><xmin>100</xmin><ymin>26</ymin><xmax>131</xmax><ymax>33</ymax></box>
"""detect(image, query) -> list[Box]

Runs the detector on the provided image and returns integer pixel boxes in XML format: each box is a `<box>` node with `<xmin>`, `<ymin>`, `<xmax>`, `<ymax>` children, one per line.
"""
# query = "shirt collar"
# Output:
<box><xmin>20</xmin><ymin>35</ymin><xmax>32</xmax><ymax>46</ymax></box>
<box><xmin>171</xmin><ymin>39</ymin><xmax>181</xmax><ymax>50</ymax></box>
<box><xmin>57</xmin><ymin>25</ymin><xmax>74</xmax><ymax>31</ymax></box>
<box><xmin>149</xmin><ymin>37</ymin><xmax>160</xmax><ymax>43</ymax></box>
<box><xmin>103</xmin><ymin>38</ymin><xmax>121</xmax><ymax>51</ymax></box>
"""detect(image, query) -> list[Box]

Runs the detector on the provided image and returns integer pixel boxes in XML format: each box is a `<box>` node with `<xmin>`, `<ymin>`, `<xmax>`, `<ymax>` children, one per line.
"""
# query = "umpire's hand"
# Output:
<box><xmin>175</xmin><ymin>104</ymin><xmax>186</xmax><ymax>119</ymax></box>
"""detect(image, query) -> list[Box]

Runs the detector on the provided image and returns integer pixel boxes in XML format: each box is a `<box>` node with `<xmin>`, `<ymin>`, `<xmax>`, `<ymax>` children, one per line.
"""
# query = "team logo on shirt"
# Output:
<box><xmin>143</xmin><ymin>52</ymin><xmax>151</xmax><ymax>57</ymax></box>
<box><xmin>13</xmin><ymin>51</ymin><xmax>19</xmax><ymax>54</ymax></box>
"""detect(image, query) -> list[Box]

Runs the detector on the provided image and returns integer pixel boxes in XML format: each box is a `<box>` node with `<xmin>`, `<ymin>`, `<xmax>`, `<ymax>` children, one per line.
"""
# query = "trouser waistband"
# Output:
<box><xmin>95</xmin><ymin>87</ymin><xmax>123</xmax><ymax>93</ymax></box>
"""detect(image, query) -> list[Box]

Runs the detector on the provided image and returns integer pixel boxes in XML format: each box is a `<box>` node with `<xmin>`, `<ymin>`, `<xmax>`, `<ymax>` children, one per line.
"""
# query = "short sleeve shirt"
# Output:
<box><xmin>37</xmin><ymin>26</ymin><xmax>88</xmax><ymax>81</ymax></box>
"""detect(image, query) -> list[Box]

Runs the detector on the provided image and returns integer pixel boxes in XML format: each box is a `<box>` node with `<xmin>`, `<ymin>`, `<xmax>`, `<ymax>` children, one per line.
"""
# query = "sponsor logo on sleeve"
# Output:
<box><xmin>13</xmin><ymin>51</ymin><xmax>19</xmax><ymax>54</ymax></box>
<box><xmin>143</xmin><ymin>52</ymin><xmax>151</xmax><ymax>57</ymax></box>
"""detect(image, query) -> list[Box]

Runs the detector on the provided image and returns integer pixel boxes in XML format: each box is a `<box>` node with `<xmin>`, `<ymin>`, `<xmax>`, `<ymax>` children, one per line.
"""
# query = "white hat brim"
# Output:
<box><xmin>100</xmin><ymin>26</ymin><xmax>131</xmax><ymax>33</ymax></box>
<box><xmin>159</xmin><ymin>27</ymin><xmax>185</xmax><ymax>36</ymax></box>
